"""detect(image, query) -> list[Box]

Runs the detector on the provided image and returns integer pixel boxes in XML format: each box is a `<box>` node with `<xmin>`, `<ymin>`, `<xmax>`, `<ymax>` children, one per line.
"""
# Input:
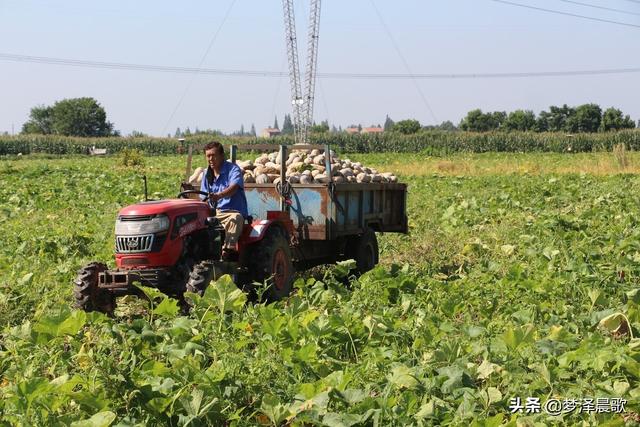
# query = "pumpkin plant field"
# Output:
<box><xmin>0</xmin><ymin>153</ymin><xmax>639</xmax><ymax>426</ymax></box>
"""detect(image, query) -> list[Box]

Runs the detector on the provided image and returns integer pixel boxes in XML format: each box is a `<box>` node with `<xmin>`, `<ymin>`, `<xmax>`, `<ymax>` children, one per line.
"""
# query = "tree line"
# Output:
<box><xmin>459</xmin><ymin>104</ymin><xmax>636</xmax><ymax>133</ymax></box>
<box><xmin>18</xmin><ymin>98</ymin><xmax>637</xmax><ymax>138</ymax></box>
<box><xmin>272</xmin><ymin>105</ymin><xmax>638</xmax><ymax>136</ymax></box>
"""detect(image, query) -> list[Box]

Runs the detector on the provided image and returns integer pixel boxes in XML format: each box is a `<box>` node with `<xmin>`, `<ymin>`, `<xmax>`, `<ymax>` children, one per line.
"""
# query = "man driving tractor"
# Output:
<box><xmin>200</xmin><ymin>141</ymin><xmax>248</xmax><ymax>262</ymax></box>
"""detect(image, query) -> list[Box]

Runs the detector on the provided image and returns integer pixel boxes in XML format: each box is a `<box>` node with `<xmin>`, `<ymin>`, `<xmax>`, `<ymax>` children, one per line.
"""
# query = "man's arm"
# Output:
<box><xmin>210</xmin><ymin>165</ymin><xmax>243</xmax><ymax>201</ymax></box>
<box><xmin>213</xmin><ymin>183</ymin><xmax>239</xmax><ymax>200</ymax></box>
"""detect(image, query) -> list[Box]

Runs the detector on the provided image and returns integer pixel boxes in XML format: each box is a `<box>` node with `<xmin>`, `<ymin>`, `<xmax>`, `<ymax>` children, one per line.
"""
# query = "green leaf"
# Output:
<box><xmin>500</xmin><ymin>244</ymin><xmax>515</xmax><ymax>256</ymax></box>
<box><xmin>547</xmin><ymin>325</ymin><xmax>573</xmax><ymax>343</ymax></box>
<box><xmin>201</xmin><ymin>274</ymin><xmax>246</xmax><ymax>314</ymax></box>
<box><xmin>387</xmin><ymin>365</ymin><xmax>418</xmax><ymax>390</ymax></box>
<box><xmin>487</xmin><ymin>387</ymin><xmax>502</xmax><ymax>404</ymax></box>
<box><xmin>588</xmin><ymin>289</ymin><xmax>605</xmax><ymax>307</ymax></box>
<box><xmin>135</xmin><ymin>284</ymin><xmax>166</xmax><ymax>301</ymax></box>
<box><xmin>476</xmin><ymin>359</ymin><xmax>501</xmax><ymax>380</ymax></box>
<box><xmin>295</xmin><ymin>343</ymin><xmax>318</xmax><ymax>363</ymax></box>
<box><xmin>34</xmin><ymin>310</ymin><xmax>86</xmax><ymax>337</ymax></box>
<box><xmin>466</xmin><ymin>325</ymin><xmax>485</xmax><ymax>338</ymax></box>
<box><xmin>260</xmin><ymin>395</ymin><xmax>290</xmax><ymax>426</ymax></box>
<box><xmin>472</xmin><ymin>414</ymin><xmax>505</xmax><ymax>427</ymax></box>
<box><xmin>16</xmin><ymin>377</ymin><xmax>52</xmax><ymax>409</ymax></box>
<box><xmin>438</xmin><ymin>365</ymin><xmax>468</xmax><ymax>394</ymax></box>
<box><xmin>152</xmin><ymin>297</ymin><xmax>180</xmax><ymax>317</ymax></box>
<box><xmin>542</xmin><ymin>247</ymin><xmax>560</xmax><ymax>260</ymax></box>
<box><xmin>299</xmin><ymin>310</ymin><xmax>320</xmax><ymax>327</ymax></box>
<box><xmin>334</xmin><ymin>259</ymin><xmax>357</xmax><ymax>278</ymax></box>
<box><xmin>501</xmin><ymin>324</ymin><xmax>534</xmax><ymax>350</ymax></box>
<box><xmin>146</xmin><ymin>397</ymin><xmax>172</xmax><ymax>414</ymax></box>
<box><xmin>536</xmin><ymin>362</ymin><xmax>552</xmax><ymax>387</ymax></box>
<box><xmin>626</xmin><ymin>288</ymin><xmax>640</xmax><ymax>304</ymax></box>
<box><xmin>415</xmin><ymin>399</ymin><xmax>439</xmax><ymax>419</ymax></box>
<box><xmin>18</xmin><ymin>272</ymin><xmax>34</xmax><ymax>286</ymax></box>
<box><xmin>322</xmin><ymin>412</ymin><xmax>365</xmax><ymax>427</ymax></box>
<box><xmin>336</xmin><ymin>389</ymin><xmax>367</xmax><ymax>405</ymax></box>
<box><xmin>70</xmin><ymin>411</ymin><xmax>116</xmax><ymax>427</ymax></box>
<box><xmin>613</xmin><ymin>381</ymin><xmax>630</xmax><ymax>396</ymax></box>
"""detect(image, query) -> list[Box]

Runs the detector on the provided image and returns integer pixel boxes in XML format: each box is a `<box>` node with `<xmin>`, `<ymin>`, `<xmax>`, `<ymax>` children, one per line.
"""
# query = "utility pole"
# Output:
<box><xmin>282</xmin><ymin>0</ymin><xmax>304</xmax><ymax>145</ymax></box>
<box><xmin>282</xmin><ymin>0</ymin><xmax>322</xmax><ymax>144</ymax></box>
<box><xmin>302</xmin><ymin>0</ymin><xmax>321</xmax><ymax>144</ymax></box>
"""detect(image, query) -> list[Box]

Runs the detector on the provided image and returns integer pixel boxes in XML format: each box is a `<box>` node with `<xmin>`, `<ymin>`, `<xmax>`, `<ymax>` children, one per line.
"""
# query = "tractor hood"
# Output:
<box><xmin>119</xmin><ymin>199</ymin><xmax>209</xmax><ymax>217</ymax></box>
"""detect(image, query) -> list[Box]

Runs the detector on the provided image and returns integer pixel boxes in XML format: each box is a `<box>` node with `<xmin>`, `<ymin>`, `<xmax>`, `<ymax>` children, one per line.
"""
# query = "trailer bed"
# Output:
<box><xmin>245</xmin><ymin>182</ymin><xmax>407</xmax><ymax>240</ymax></box>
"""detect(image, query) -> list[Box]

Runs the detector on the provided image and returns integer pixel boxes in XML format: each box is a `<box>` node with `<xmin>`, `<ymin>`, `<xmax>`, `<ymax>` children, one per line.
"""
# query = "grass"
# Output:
<box><xmin>347</xmin><ymin>151</ymin><xmax>640</xmax><ymax>176</ymax></box>
<box><xmin>4</xmin><ymin>150</ymin><xmax>640</xmax><ymax>176</ymax></box>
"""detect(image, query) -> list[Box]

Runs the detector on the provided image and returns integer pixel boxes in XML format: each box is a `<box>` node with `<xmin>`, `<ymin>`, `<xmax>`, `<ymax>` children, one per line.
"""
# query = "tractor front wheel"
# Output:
<box><xmin>185</xmin><ymin>261</ymin><xmax>219</xmax><ymax>296</ymax></box>
<box><xmin>73</xmin><ymin>262</ymin><xmax>115</xmax><ymax>314</ymax></box>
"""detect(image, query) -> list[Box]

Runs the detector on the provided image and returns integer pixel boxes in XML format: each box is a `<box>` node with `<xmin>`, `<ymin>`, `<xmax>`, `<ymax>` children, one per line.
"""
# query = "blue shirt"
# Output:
<box><xmin>200</xmin><ymin>161</ymin><xmax>248</xmax><ymax>217</ymax></box>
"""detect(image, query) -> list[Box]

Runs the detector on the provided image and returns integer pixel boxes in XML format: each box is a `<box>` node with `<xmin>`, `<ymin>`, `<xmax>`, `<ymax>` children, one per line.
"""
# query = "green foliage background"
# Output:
<box><xmin>0</xmin><ymin>154</ymin><xmax>638</xmax><ymax>425</ymax></box>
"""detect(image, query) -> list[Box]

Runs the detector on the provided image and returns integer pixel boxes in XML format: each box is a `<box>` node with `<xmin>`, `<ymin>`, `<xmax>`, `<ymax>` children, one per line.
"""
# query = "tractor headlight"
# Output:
<box><xmin>115</xmin><ymin>215</ymin><xmax>170</xmax><ymax>235</ymax></box>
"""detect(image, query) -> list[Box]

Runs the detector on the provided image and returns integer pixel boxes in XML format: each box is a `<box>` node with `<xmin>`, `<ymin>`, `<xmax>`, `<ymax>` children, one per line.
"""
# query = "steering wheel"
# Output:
<box><xmin>178</xmin><ymin>190</ymin><xmax>210</xmax><ymax>201</ymax></box>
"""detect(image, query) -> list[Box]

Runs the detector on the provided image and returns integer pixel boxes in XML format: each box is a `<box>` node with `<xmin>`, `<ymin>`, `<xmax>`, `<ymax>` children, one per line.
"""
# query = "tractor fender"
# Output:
<box><xmin>241</xmin><ymin>215</ymin><xmax>294</xmax><ymax>245</ymax></box>
<box><xmin>241</xmin><ymin>219</ymin><xmax>280</xmax><ymax>244</ymax></box>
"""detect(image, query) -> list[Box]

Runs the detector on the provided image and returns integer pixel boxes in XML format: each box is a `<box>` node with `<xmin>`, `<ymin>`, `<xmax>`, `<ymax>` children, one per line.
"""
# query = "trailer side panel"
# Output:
<box><xmin>245</xmin><ymin>182</ymin><xmax>407</xmax><ymax>241</ymax></box>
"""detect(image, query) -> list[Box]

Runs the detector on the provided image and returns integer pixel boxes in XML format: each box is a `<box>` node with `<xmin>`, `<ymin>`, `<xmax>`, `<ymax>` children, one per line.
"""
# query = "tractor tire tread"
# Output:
<box><xmin>185</xmin><ymin>261</ymin><xmax>215</xmax><ymax>296</ymax></box>
<box><xmin>73</xmin><ymin>262</ymin><xmax>115</xmax><ymax>314</ymax></box>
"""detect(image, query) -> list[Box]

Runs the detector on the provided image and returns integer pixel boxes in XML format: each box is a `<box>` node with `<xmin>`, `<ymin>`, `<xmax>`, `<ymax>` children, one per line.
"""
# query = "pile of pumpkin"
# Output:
<box><xmin>188</xmin><ymin>149</ymin><xmax>398</xmax><ymax>187</ymax></box>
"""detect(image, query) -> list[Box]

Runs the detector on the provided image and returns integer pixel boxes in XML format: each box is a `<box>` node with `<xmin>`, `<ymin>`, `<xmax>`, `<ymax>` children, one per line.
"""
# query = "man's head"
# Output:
<box><xmin>204</xmin><ymin>141</ymin><xmax>225</xmax><ymax>171</ymax></box>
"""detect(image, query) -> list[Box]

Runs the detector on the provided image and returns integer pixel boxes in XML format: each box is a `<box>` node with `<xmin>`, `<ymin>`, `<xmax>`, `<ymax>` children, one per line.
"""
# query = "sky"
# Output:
<box><xmin>0</xmin><ymin>0</ymin><xmax>639</xmax><ymax>136</ymax></box>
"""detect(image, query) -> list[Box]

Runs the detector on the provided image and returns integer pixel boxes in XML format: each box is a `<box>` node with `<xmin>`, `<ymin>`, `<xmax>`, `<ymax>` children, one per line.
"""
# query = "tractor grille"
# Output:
<box><xmin>115</xmin><ymin>234</ymin><xmax>154</xmax><ymax>253</ymax></box>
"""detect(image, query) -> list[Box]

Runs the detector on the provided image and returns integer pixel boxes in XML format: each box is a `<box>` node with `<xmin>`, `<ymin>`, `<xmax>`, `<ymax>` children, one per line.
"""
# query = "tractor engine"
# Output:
<box><xmin>115</xmin><ymin>214</ymin><xmax>170</xmax><ymax>256</ymax></box>
<box><xmin>98</xmin><ymin>200</ymin><xmax>224</xmax><ymax>294</ymax></box>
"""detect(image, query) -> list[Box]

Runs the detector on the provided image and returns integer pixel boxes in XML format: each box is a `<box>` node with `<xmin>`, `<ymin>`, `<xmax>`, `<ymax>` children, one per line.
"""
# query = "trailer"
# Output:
<box><xmin>182</xmin><ymin>143</ymin><xmax>408</xmax><ymax>277</ymax></box>
<box><xmin>73</xmin><ymin>143</ymin><xmax>409</xmax><ymax>314</ymax></box>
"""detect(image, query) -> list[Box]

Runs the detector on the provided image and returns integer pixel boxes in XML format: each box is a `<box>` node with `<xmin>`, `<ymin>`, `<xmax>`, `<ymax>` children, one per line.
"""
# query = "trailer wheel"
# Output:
<box><xmin>248</xmin><ymin>227</ymin><xmax>294</xmax><ymax>301</ymax></box>
<box><xmin>185</xmin><ymin>261</ymin><xmax>217</xmax><ymax>296</ymax></box>
<box><xmin>73</xmin><ymin>262</ymin><xmax>115</xmax><ymax>314</ymax></box>
<box><xmin>348</xmin><ymin>227</ymin><xmax>379</xmax><ymax>275</ymax></box>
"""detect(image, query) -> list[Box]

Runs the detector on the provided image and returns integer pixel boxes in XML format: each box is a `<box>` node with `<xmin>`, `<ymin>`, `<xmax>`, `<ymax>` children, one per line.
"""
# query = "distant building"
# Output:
<box><xmin>361</xmin><ymin>127</ymin><xmax>384</xmax><ymax>134</ymax></box>
<box><xmin>261</xmin><ymin>128</ymin><xmax>281</xmax><ymax>138</ymax></box>
<box><xmin>346</xmin><ymin>126</ymin><xmax>383</xmax><ymax>135</ymax></box>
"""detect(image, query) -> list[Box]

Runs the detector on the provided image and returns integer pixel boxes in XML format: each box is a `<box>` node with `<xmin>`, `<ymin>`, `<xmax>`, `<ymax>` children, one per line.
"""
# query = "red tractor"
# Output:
<box><xmin>74</xmin><ymin>190</ymin><xmax>295</xmax><ymax>314</ymax></box>
<box><xmin>74</xmin><ymin>144</ymin><xmax>408</xmax><ymax>314</ymax></box>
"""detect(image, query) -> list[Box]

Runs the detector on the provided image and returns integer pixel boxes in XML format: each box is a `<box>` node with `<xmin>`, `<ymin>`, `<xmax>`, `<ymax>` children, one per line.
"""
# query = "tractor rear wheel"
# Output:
<box><xmin>73</xmin><ymin>262</ymin><xmax>115</xmax><ymax>314</ymax></box>
<box><xmin>347</xmin><ymin>227</ymin><xmax>379</xmax><ymax>275</ymax></box>
<box><xmin>247</xmin><ymin>227</ymin><xmax>294</xmax><ymax>301</ymax></box>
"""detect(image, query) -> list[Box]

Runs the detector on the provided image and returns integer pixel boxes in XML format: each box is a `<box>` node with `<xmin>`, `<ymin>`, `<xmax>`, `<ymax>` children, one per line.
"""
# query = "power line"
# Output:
<box><xmin>0</xmin><ymin>52</ymin><xmax>285</xmax><ymax>76</ymax></box>
<box><xmin>556</xmin><ymin>0</ymin><xmax>640</xmax><ymax>17</ymax></box>
<box><xmin>489</xmin><ymin>0</ymin><xmax>640</xmax><ymax>29</ymax></box>
<box><xmin>368</xmin><ymin>0</ymin><xmax>438</xmax><ymax>123</ymax></box>
<box><xmin>161</xmin><ymin>0</ymin><xmax>238</xmax><ymax>135</ymax></box>
<box><xmin>2</xmin><ymin>52</ymin><xmax>640</xmax><ymax>79</ymax></box>
<box><xmin>317</xmin><ymin>77</ymin><xmax>331</xmax><ymax>125</ymax></box>
<box><xmin>270</xmin><ymin>55</ymin><xmax>288</xmax><ymax>127</ymax></box>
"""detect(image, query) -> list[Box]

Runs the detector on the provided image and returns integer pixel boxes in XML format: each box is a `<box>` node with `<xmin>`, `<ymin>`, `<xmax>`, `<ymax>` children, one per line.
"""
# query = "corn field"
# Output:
<box><xmin>1</xmin><ymin>130</ymin><xmax>639</xmax><ymax>156</ymax></box>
